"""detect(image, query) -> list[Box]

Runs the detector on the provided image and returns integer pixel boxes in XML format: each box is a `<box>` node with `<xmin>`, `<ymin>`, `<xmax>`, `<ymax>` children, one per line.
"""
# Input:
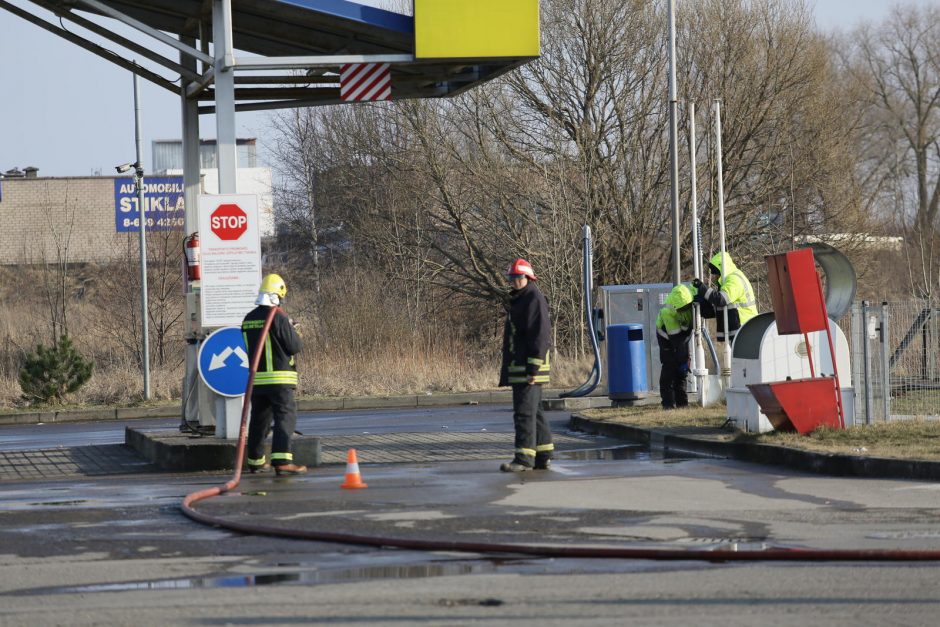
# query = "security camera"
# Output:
<box><xmin>115</xmin><ymin>163</ymin><xmax>134</xmax><ymax>173</ymax></box>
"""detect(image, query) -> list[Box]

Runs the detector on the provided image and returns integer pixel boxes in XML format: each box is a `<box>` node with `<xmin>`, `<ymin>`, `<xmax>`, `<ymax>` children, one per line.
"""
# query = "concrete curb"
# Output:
<box><xmin>569</xmin><ymin>414</ymin><xmax>940</xmax><ymax>481</ymax></box>
<box><xmin>125</xmin><ymin>427</ymin><xmax>322</xmax><ymax>472</ymax></box>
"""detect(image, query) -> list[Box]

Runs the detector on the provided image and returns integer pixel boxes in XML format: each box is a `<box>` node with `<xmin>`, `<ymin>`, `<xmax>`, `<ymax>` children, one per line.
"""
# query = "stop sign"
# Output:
<box><xmin>210</xmin><ymin>203</ymin><xmax>248</xmax><ymax>240</ymax></box>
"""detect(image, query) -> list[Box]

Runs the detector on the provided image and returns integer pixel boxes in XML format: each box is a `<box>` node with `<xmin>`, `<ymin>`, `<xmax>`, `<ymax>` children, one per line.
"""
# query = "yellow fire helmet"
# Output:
<box><xmin>256</xmin><ymin>273</ymin><xmax>287</xmax><ymax>306</ymax></box>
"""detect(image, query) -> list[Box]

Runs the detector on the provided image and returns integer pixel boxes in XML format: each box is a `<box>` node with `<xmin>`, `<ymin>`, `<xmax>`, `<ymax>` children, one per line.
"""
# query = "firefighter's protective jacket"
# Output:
<box><xmin>700</xmin><ymin>252</ymin><xmax>757</xmax><ymax>340</ymax></box>
<box><xmin>241</xmin><ymin>305</ymin><xmax>303</xmax><ymax>387</ymax></box>
<box><xmin>499</xmin><ymin>281</ymin><xmax>552</xmax><ymax>386</ymax></box>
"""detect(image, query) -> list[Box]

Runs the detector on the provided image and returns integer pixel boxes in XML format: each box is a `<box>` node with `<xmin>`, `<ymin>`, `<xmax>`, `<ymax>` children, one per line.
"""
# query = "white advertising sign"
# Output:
<box><xmin>198</xmin><ymin>194</ymin><xmax>262</xmax><ymax>328</ymax></box>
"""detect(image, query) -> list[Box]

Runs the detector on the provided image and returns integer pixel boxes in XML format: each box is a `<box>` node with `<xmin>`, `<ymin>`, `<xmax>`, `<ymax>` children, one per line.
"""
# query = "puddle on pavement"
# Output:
<box><xmin>48</xmin><ymin>556</ymin><xmax>701</xmax><ymax>594</ymax></box>
<box><xmin>55</xmin><ymin>560</ymin><xmax>504</xmax><ymax>593</ymax></box>
<box><xmin>31</xmin><ymin>500</ymin><xmax>88</xmax><ymax>507</ymax></box>
<box><xmin>559</xmin><ymin>445</ymin><xmax>648</xmax><ymax>461</ymax></box>
<box><xmin>558</xmin><ymin>445</ymin><xmax>699</xmax><ymax>463</ymax></box>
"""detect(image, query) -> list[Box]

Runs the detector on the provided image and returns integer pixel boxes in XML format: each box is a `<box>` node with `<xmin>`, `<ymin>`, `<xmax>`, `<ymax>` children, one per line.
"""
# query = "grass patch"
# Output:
<box><xmin>891</xmin><ymin>389</ymin><xmax>940</xmax><ymax>416</ymax></box>
<box><xmin>580</xmin><ymin>405</ymin><xmax>729</xmax><ymax>429</ymax></box>
<box><xmin>743</xmin><ymin>419</ymin><xmax>940</xmax><ymax>460</ymax></box>
<box><xmin>581</xmin><ymin>405</ymin><xmax>940</xmax><ymax>461</ymax></box>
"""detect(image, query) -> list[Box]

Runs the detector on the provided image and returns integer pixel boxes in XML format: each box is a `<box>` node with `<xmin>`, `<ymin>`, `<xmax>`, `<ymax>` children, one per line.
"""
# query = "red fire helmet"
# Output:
<box><xmin>506</xmin><ymin>258</ymin><xmax>537</xmax><ymax>281</ymax></box>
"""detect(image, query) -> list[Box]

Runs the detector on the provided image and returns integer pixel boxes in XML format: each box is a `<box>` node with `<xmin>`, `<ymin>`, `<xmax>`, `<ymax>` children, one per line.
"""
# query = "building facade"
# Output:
<box><xmin>0</xmin><ymin>139</ymin><xmax>275</xmax><ymax>265</ymax></box>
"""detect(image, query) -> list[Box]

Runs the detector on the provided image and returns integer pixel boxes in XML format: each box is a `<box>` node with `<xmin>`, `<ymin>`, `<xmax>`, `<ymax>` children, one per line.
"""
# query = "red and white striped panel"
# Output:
<box><xmin>339</xmin><ymin>63</ymin><xmax>392</xmax><ymax>102</ymax></box>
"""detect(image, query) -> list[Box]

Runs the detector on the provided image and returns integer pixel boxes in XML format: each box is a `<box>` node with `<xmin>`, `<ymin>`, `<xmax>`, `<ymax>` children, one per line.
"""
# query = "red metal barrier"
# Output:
<box><xmin>752</xmin><ymin>249</ymin><xmax>845</xmax><ymax>431</ymax></box>
<box><xmin>748</xmin><ymin>378</ymin><xmax>842</xmax><ymax>434</ymax></box>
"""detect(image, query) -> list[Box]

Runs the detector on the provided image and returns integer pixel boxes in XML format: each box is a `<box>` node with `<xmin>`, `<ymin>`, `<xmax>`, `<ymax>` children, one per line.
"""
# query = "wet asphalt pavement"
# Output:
<box><xmin>3</xmin><ymin>405</ymin><xmax>940</xmax><ymax>625</ymax></box>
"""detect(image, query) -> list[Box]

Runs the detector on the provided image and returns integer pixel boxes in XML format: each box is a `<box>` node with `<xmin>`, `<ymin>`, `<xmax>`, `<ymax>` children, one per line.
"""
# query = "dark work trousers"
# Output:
<box><xmin>247</xmin><ymin>385</ymin><xmax>297</xmax><ymax>466</ymax></box>
<box><xmin>657</xmin><ymin>336</ymin><xmax>689</xmax><ymax>409</ymax></box>
<box><xmin>511</xmin><ymin>383</ymin><xmax>553</xmax><ymax>467</ymax></box>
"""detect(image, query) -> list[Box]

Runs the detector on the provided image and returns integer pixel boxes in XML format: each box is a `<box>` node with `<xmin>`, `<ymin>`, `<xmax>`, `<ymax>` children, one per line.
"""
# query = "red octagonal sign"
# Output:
<box><xmin>210</xmin><ymin>203</ymin><xmax>248</xmax><ymax>240</ymax></box>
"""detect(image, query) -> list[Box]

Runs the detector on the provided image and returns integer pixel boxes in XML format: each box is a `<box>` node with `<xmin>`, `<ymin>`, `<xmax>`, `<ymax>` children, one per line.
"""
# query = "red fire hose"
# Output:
<box><xmin>181</xmin><ymin>305</ymin><xmax>278</xmax><ymax>512</ymax></box>
<box><xmin>181</xmin><ymin>308</ymin><xmax>940</xmax><ymax>562</ymax></box>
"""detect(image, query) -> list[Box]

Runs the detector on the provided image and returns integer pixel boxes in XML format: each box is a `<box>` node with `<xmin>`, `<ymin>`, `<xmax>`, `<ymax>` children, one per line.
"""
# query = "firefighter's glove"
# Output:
<box><xmin>678</xmin><ymin>362</ymin><xmax>690</xmax><ymax>376</ymax></box>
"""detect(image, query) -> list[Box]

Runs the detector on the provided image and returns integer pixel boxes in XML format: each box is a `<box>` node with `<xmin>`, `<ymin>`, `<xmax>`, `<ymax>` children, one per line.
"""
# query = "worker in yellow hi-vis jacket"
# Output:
<box><xmin>655</xmin><ymin>283</ymin><xmax>694</xmax><ymax>409</ymax></box>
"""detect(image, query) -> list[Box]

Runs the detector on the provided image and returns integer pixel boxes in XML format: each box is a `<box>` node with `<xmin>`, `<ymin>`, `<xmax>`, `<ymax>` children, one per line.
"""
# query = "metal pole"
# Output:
<box><xmin>881</xmin><ymin>302</ymin><xmax>891</xmax><ymax>421</ymax></box>
<box><xmin>214</xmin><ymin>0</ymin><xmax>238</xmax><ymax>193</ymax></box>
<box><xmin>133</xmin><ymin>71</ymin><xmax>151</xmax><ymax>400</ymax></box>
<box><xmin>667</xmin><ymin>0</ymin><xmax>681</xmax><ymax>285</ymax></box>
<box><xmin>181</xmin><ymin>35</ymin><xmax>205</xmax><ymax>426</ymax></box>
<box><xmin>714</xmin><ymin>99</ymin><xmax>731</xmax><ymax>388</ymax></box>
<box><xmin>861</xmin><ymin>300</ymin><xmax>873</xmax><ymax>425</ymax></box>
<box><xmin>689</xmin><ymin>102</ymin><xmax>708</xmax><ymax>405</ymax></box>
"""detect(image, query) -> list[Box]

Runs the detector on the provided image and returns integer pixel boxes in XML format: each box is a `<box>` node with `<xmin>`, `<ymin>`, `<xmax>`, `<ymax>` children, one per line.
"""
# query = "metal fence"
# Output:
<box><xmin>848</xmin><ymin>300</ymin><xmax>940</xmax><ymax>424</ymax></box>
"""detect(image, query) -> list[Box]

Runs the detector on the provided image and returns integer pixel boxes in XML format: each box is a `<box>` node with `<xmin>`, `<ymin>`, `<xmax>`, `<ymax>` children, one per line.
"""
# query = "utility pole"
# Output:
<box><xmin>133</xmin><ymin>71</ymin><xmax>151</xmax><ymax>400</ymax></box>
<box><xmin>667</xmin><ymin>0</ymin><xmax>681</xmax><ymax>285</ymax></box>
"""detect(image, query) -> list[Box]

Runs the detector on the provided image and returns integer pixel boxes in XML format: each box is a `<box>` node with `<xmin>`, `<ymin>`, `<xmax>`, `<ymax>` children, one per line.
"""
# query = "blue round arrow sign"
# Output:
<box><xmin>198</xmin><ymin>326</ymin><xmax>250</xmax><ymax>397</ymax></box>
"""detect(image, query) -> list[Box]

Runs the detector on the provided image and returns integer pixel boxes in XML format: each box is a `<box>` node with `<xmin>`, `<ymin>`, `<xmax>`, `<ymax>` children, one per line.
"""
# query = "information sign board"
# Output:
<box><xmin>198</xmin><ymin>194</ymin><xmax>262</xmax><ymax>328</ymax></box>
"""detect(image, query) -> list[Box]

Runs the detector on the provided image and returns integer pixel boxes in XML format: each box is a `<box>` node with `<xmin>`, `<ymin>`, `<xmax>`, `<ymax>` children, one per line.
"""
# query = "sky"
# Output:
<box><xmin>0</xmin><ymin>0</ymin><xmax>936</xmax><ymax>178</ymax></box>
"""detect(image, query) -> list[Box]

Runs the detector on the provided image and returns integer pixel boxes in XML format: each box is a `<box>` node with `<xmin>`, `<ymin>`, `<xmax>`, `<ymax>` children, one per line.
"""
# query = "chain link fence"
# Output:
<box><xmin>849</xmin><ymin>300</ymin><xmax>940</xmax><ymax>424</ymax></box>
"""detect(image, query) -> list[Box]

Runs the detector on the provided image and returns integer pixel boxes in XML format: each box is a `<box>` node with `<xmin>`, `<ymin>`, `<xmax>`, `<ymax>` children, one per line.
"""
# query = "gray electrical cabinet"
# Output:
<box><xmin>596</xmin><ymin>284</ymin><xmax>673</xmax><ymax>394</ymax></box>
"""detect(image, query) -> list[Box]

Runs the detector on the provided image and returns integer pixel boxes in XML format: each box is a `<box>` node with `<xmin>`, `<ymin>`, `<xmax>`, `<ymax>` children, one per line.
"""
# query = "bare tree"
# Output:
<box><xmin>841</xmin><ymin>3</ymin><xmax>940</xmax><ymax>296</ymax></box>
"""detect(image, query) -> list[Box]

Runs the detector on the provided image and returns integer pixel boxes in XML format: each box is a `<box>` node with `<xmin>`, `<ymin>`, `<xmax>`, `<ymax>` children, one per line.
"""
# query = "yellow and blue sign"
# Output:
<box><xmin>415</xmin><ymin>0</ymin><xmax>540</xmax><ymax>60</ymax></box>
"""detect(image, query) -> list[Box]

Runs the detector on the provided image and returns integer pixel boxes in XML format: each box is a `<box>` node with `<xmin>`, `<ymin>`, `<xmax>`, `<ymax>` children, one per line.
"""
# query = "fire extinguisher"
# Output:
<box><xmin>184</xmin><ymin>232</ymin><xmax>201</xmax><ymax>281</ymax></box>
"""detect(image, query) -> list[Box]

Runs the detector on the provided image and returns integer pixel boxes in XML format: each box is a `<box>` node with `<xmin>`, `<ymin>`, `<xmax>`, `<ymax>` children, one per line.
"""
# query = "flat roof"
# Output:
<box><xmin>12</xmin><ymin>0</ymin><xmax>531</xmax><ymax>107</ymax></box>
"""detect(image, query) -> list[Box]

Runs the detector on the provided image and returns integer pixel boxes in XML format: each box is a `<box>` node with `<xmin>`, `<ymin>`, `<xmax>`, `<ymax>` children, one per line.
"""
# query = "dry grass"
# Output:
<box><xmin>743</xmin><ymin>420</ymin><xmax>940</xmax><ymax>461</ymax></box>
<box><xmin>0</xmin><ymin>349</ymin><xmax>594</xmax><ymax>408</ymax></box>
<box><xmin>582</xmin><ymin>404</ymin><xmax>940</xmax><ymax>461</ymax></box>
<box><xmin>580</xmin><ymin>404</ymin><xmax>730</xmax><ymax>428</ymax></box>
<box><xmin>0</xmin><ymin>264</ymin><xmax>636</xmax><ymax>409</ymax></box>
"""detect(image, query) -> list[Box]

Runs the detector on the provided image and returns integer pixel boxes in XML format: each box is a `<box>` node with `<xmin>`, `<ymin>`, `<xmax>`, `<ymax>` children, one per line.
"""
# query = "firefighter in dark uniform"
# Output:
<box><xmin>499</xmin><ymin>258</ymin><xmax>554</xmax><ymax>472</ymax></box>
<box><xmin>242</xmin><ymin>273</ymin><xmax>306</xmax><ymax>476</ymax></box>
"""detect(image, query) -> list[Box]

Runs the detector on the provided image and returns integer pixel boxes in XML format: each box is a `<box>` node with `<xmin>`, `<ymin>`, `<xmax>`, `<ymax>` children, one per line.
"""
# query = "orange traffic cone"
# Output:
<box><xmin>341</xmin><ymin>448</ymin><xmax>368</xmax><ymax>489</ymax></box>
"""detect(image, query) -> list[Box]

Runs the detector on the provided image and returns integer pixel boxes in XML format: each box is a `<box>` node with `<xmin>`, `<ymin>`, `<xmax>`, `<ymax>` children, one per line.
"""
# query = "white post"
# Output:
<box><xmin>689</xmin><ymin>102</ymin><xmax>708</xmax><ymax>405</ymax></box>
<box><xmin>714</xmin><ymin>99</ymin><xmax>732</xmax><ymax>389</ymax></box>
<box><xmin>180</xmin><ymin>36</ymin><xmax>207</xmax><ymax>427</ymax></box>
<box><xmin>210</xmin><ymin>0</ymin><xmax>240</xmax><ymax>438</ymax></box>
<box><xmin>213</xmin><ymin>0</ymin><xmax>238</xmax><ymax>194</ymax></box>
<box><xmin>133</xmin><ymin>71</ymin><xmax>151</xmax><ymax>400</ymax></box>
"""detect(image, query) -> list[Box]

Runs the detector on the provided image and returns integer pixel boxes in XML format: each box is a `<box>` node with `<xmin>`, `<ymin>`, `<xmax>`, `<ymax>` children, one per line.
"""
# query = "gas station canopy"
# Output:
<box><xmin>4</xmin><ymin>0</ymin><xmax>540</xmax><ymax>112</ymax></box>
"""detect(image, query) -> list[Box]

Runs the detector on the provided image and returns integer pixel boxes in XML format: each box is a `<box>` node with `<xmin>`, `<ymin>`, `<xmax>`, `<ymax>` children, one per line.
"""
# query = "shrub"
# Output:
<box><xmin>19</xmin><ymin>335</ymin><xmax>93</xmax><ymax>404</ymax></box>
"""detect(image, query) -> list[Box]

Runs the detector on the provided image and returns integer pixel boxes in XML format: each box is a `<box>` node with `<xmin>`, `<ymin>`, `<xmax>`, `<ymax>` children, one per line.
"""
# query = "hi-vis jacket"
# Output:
<box><xmin>242</xmin><ymin>305</ymin><xmax>303</xmax><ymax>387</ymax></box>
<box><xmin>499</xmin><ymin>281</ymin><xmax>552</xmax><ymax>386</ymax></box>
<box><xmin>702</xmin><ymin>252</ymin><xmax>757</xmax><ymax>341</ymax></box>
<box><xmin>656</xmin><ymin>283</ymin><xmax>694</xmax><ymax>350</ymax></box>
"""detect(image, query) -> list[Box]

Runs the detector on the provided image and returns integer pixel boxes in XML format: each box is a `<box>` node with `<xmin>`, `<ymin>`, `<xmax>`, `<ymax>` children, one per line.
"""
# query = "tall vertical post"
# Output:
<box><xmin>880</xmin><ymin>302</ymin><xmax>891</xmax><ymax>421</ymax></box>
<box><xmin>133</xmin><ymin>71</ymin><xmax>151</xmax><ymax>400</ymax></box>
<box><xmin>213</xmin><ymin>0</ymin><xmax>238</xmax><ymax>194</ymax></box>
<box><xmin>181</xmin><ymin>36</ymin><xmax>205</xmax><ymax>426</ymax></box>
<box><xmin>713</xmin><ymin>99</ymin><xmax>731</xmax><ymax>388</ymax></box>
<box><xmin>210</xmin><ymin>0</ymin><xmax>244</xmax><ymax>438</ymax></box>
<box><xmin>667</xmin><ymin>0</ymin><xmax>681</xmax><ymax>285</ymax></box>
<box><xmin>861</xmin><ymin>300</ymin><xmax>873</xmax><ymax>425</ymax></box>
<box><xmin>689</xmin><ymin>102</ymin><xmax>708</xmax><ymax>404</ymax></box>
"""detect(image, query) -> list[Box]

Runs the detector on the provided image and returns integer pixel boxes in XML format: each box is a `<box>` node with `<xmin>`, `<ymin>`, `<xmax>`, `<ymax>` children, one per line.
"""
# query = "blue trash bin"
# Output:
<box><xmin>607</xmin><ymin>323</ymin><xmax>648</xmax><ymax>400</ymax></box>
